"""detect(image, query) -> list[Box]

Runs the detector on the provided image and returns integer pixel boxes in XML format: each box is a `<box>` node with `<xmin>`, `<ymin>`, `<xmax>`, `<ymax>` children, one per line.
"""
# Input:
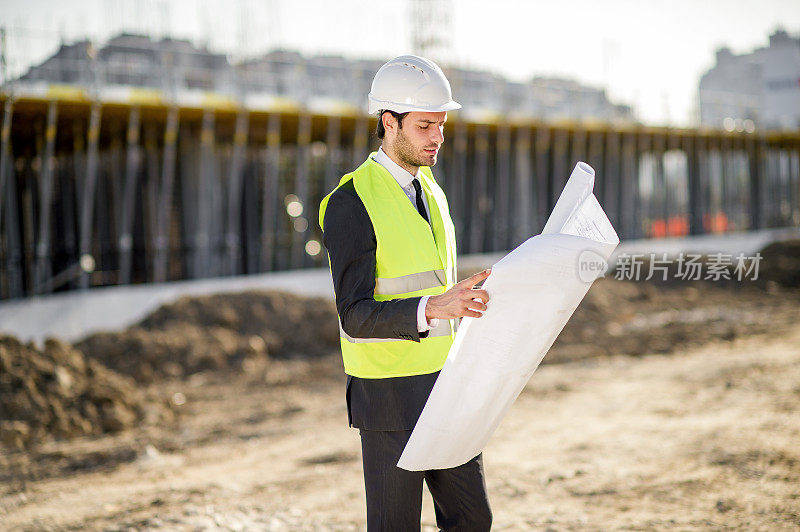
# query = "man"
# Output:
<box><xmin>319</xmin><ymin>55</ymin><xmax>492</xmax><ymax>531</ymax></box>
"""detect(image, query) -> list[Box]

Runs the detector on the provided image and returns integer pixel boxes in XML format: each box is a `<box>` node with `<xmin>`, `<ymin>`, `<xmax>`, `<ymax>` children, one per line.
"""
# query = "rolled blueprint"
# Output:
<box><xmin>398</xmin><ymin>162</ymin><xmax>619</xmax><ymax>471</ymax></box>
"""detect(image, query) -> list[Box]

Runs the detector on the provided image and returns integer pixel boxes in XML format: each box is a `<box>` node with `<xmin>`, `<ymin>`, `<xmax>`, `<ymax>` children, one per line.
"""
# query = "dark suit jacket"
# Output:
<box><xmin>322</xmin><ymin>177</ymin><xmax>440</xmax><ymax>431</ymax></box>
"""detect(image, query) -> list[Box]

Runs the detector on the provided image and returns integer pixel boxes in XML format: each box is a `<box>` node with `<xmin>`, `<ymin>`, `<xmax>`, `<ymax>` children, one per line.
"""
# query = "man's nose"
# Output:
<box><xmin>432</xmin><ymin>126</ymin><xmax>444</xmax><ymax>144</ymax></box>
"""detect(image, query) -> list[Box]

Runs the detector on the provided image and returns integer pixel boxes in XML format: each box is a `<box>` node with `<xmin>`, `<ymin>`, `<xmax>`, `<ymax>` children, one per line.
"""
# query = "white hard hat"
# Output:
<box><xmin>368</xmin><ymin>55</ymin><xmax>461</xmax><ymax>115</ymax></box>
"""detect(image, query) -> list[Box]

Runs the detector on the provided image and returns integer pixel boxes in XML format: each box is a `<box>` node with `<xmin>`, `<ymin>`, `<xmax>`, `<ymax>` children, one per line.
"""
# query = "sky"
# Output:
<box><xmin>1</xmin><ymin>0</ymin><xmax>799</xmax><ymax>126</ymax></box>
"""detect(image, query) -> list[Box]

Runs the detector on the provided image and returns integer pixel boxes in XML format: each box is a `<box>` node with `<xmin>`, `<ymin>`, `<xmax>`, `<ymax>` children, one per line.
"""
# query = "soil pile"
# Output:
<box><xmin>549</xmin><ymin>280</ymin><xmax>800</xmax><ymax>363</ymax></box>
<box><xmin>0</xmin><ymin>337</ymin><xmax>153</xmax><ymax>450</ymax></box>
<box><xmin>758</xmin><ymin>239</ymin><xmax>800</xmax><ymax>288</ymax></box>
<box><xmin>77</xmin><ymin>291</ymin><xmax>340</xmax><ymax>383</ymax></box>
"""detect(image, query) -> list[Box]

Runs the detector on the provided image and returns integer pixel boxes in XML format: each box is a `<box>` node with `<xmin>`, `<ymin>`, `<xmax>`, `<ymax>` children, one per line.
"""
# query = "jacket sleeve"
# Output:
<box><xmin>322</xmin><ymin>183</ymin><xmax>426</xmax><ymax>342</ymax></box>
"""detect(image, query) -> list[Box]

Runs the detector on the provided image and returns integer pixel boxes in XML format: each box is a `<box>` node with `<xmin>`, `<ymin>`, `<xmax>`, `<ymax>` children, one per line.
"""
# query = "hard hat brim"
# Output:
<box><xmin>368</xmin><ymin>97</ymin><xmax>462</xmax><ymax>115</ymax></box>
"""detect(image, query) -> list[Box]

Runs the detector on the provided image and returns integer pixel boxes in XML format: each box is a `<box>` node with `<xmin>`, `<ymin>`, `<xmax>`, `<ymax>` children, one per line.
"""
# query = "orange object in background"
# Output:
<box><xmin>703</xmin><ymin>212</ymin><xmax>729</xmax><ymax>233</ymax></box>
<box><xmin>666</xmin><ymin>216</ymin><xmax>689</xmax><ymax>236</ymax></box>
<box><xmin>649</xmin><ymin>213</ymin><xmax>729</xmax><ymax>238</ymax></box>
<box><xmin>650</xmin><ymin>219</ymin><xmax>667</xmax><ymax>238</ymax></box>
<box><xmin>648</xmin><ymin>215</ymin><xmax>690</xmax><ymax>238</ymax></box>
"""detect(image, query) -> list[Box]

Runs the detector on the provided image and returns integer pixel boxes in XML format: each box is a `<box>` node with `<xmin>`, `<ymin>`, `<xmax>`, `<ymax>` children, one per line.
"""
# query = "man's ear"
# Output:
<box><xmin>382</xmin><ymin>112</ymin><xmax>396</xmax><ymax>135</ymax></box>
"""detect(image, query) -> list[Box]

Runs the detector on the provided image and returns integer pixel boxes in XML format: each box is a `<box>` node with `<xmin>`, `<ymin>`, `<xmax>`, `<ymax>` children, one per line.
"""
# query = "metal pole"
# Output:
<box><xmin>108</xmin><ymin>127</ymin><xmax>123</xmax><ymax>244</ymax></box>
<box><xmin>452</xmin><ymin>121</ymin><xmax>468</xmax><ymax>255</ymax></box>
<box><xmin>602</xmin><ymin>130</ymin><xmax>620</xmax><ymax>229</ymax></box>
<box><xmin>778</xmin><ymin>148</ymin><xmax>789</xmax><ymax>226</ymax></box>
<box><xmin>179</xmin><ymin>123</ymin><xmax>197</xmax><ymax>279</ymax></box>
<box><xmin>720</xmin><ymin>133</ymin><xmax>734</xmax><ymax>231</ymax></box>
<box><xmin>707</xmin><ymin>135</ymin><xmax>721</xmax><ymax>228</ymax></box>
<box><xmin>261</xmin><ymin>113</ymin><xmax>280</xmax><ymax>271</ymax></box>
<box><xmin>33</xmin><ymin>100</ymin><xmax>58</xmax><ymax>294</ymax></box>
<box><xmin>66</xmin><ymin>119</ymin><xmax>83</xmax><ymax>262</ymax></box>
<box><xmin>143</xmin><ymin>124</ymin><xmax>159</xmax><ymax>283</ymax></box>
<box><xmin>686</xmin><ymin>134</ymin><xmax>704</xmax><ymax>235</ymax></box>
<box><xmin>569</xmin><ymin>127</ymin><xmax>587</xmax><ymax>168</ymax></box>
<box><xmin>665</xmin><ymin>133</ymin><xmax>682</xmax><ymax>233</ymax></box>
<box><xmin>79</xmin><ymin>103</ymin><xmax>102</xmax><ymax>289</ymax></box>
<box><xmin>747</xmin><ymin>134</ymin><xmax>763</xmax><ymax>230</ymax></box>
<box><xmin>733</xmin><ymin>135</ymin><xmax>748</xmax><ymax>229</ymax></box>
<box><xmin>635</xmin><ymin>132</ymin><xmax>651</xmax><ymax>239</ymax></box>
<box><xmin>779</xmin><ymin>148</ymin><xmax>791</xmax><ymax>226</ymax></box>
<box><xmin>0</xmin><ymin>98</ymin><xmax>12</xmax><ymax>227</ymax></box>
<box><xmin>57</xmin><ymin>148</ymin><xmax>76</xmax><ymax>284</ymax></box>
<box><xmin>21</xmin><ymin>155</ymin><xmax>36</xmax><ymax>295</ymax></box>
<box><xmin>774</xmin><ymin>147</ymin><xmax>783</xmax><ymax>227</ymax></box>
<box><xmin>208</xmin><ymin>122</ymin><xmax>224</xmax><ymax>277</ymax></box>
<box><xmin>587</xmin><ymin>129</ymin><xmax>604</xmax><ymax>183</ymax></box>
<box><xmin>0</xmin><ymin>97</ymin><xmax>10</xmax><ymax>298</ymax></box>
<box><xmin>196</xmin><ymin>109</ymin><xmax>215</xmax><ymax>278</ymax></box>
<box><xmin>292</xmin><ymin>113</ymin><xmax>311</xmax><ymax>268</ymax></box>
<box><xmin>4</xmin><ymin>159</ymin><xmax>23</xmax><ymax>297</ymax></box>
<box><xmin>587</xmin><ymin>129</ymin><xmax>605</xmax><ymax>218</ymax></box>
<box><xmin>699</xmin><ymin>135</ymin><xmax>712</xmax><ymax>231</ymax></box>
<box><xmin>771</xmin><ymin>149</ymin><xmax>781</xmax><ymax>226</ymax></box>
<box><xmin>99</xmin><ymin>129</ymin><xmax>122</xmax><ymax>287</ymax></box>
<box><xmin>551</xmin><ymin>128</ymin><xmax>568</xmax><ymax>209</ymax></box>
<box><xmin>513</xmin><ymin>125</ymin><xmax>532</xmax><ymax>245</ymax></box>
<box><xmin>534</xmin><ymin>127</ymin><xmax>550</xmax><ymax>231</ymax></box>
<box><xmin>154</xmin><ymin>106</ymin><xmax>178</xmax><ymax>282</ymax></box>
<box><xmin>244</xmin><ymin>149</ymin><xmax>260</xmax><ymax>274</ymax></box>
<box><xmin>118</xmin><ymin>106</ymin><xmax>141</xmax><ymax>285</ymax></box>
<box><xmin>619</xmin><ymin>132</ymin><xmax>636</xmax><ymax>240</ymax></box>
<box><xmin>494</xmin><ymin>124</ymin><xmax>511</xmax><ymax>250</ymax></box>
<box><xmin>224</xmin><ymin>110</ymin><xmax>249</xmax><ymax>275</ymax></box>
<box><xmin>653</xmin><ymin>133</ymin><xmax>667</xmax><ymax>234</ymax></box>
<box><xmin>764</xmin><ymin>147</ymin><xmax>776</xmax><ymax>228</ymax></box>
<box><xmin>324</xmin><ymin>115</ymin><xmax>341</xmax><ymax>194</ymax></box>
<box><xmin>0</xmin><ymin>98</ymin><xmax>11</xmax><ymax>298</ymax></box>
<box><xmin>470</xmin><ymin>124</ymin><xmax>489</xmax><ymax>253</ymax></box>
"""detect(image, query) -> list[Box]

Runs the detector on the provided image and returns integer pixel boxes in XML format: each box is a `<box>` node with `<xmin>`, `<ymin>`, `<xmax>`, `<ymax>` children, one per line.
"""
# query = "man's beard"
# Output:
<box><xmin>394</xmin><ymin>128</ymin><xmax>437</xmax><ymax>169</ymax></box>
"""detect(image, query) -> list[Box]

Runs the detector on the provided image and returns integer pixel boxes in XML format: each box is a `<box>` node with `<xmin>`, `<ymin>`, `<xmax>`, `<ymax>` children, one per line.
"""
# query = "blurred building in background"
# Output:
<box><xmin>20</xmin><ymin>33</ymin><xmax>236</xmax><ymax>94</ymax></box>
<box><xmin>699</xmin><ymin>29</ymin><xmax>800</xmax><ymax>131</ymax></box>
<box><xmin>14</xmin><ymin>32</ymin><xmax>633</xmax><ymax>123</ymax></box>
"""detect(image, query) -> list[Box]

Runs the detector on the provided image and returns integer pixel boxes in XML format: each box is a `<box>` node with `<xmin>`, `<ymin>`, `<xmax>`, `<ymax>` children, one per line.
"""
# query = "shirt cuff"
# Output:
<box><xmin>417</xmin><ymin>295</ymin><xmax>439</xmax><ymax>332</ymax></box>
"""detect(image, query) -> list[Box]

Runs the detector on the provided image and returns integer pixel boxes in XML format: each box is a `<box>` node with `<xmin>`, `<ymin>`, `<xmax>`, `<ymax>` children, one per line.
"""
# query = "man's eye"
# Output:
<box><xmin>419</xmin><ymin>125</ymin><xmax>429</xmax><ymax>129</ymax></box>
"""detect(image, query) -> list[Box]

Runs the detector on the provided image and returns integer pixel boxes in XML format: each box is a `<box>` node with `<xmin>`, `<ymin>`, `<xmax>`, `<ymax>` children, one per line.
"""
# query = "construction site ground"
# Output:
<box><xmin>2</xmin><ymin>245</ymin><xmax>800</xmax><ymax>530</ymax></box>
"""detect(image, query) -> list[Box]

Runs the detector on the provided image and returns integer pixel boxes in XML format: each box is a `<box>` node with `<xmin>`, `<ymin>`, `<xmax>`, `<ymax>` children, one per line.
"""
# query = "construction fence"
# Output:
<box><xmin>1</xmin><ymin>95</ymin><xmax>799</xmax><ymax>300</ymax></box>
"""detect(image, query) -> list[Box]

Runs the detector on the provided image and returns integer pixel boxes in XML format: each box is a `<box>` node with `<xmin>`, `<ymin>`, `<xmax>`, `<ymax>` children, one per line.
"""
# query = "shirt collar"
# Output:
<box><xmin>372</xmin><ymin>147</ymin><xmax>421</xmax><ymax>189</ymax></box>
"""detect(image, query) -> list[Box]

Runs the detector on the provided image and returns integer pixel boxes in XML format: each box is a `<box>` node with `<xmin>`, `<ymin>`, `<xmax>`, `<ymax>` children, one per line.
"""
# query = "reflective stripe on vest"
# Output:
<box><xmin>374</xmin><ymin>269</ymin><xmax>446</xmax><ymax>296</ymax></box>
<box><xmin>339</xmin><ymin>319</ymin><xmax>452</xmax><ymax>344</ymax></box>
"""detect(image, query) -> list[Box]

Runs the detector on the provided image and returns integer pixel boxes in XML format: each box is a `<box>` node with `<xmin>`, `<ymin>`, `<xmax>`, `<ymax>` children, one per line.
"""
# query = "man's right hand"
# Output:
<box><xmin>425</xmin><ymin>269</ymin><xmax>491</xmax><ymax>320</ymax></box>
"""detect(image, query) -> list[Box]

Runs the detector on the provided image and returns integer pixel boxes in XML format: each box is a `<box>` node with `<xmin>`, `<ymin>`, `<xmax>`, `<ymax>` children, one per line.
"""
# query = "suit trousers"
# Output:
<box><xmin>359</xmin><ymin>429</ymin><xmax>492</xmax><ymax>531</ymax></box>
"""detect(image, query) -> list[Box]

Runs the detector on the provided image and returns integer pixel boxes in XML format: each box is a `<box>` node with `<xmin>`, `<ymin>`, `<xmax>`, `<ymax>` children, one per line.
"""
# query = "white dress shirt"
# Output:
<box><xmin>372</xmin><ymin>147</ymin><xmax>440</xmax><ymax>333</ymax></box>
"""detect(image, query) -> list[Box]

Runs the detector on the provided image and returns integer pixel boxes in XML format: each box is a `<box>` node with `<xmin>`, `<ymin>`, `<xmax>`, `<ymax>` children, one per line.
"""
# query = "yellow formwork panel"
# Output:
<box><xmin>0</xmin><ymin>92</ymin><xmax>798</xmax><ymax>149</ymax></box>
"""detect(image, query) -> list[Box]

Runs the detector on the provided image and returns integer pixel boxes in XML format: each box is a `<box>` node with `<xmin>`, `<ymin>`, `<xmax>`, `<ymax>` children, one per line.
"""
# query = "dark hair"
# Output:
<box><xmin>376</xmin><ymin>110</ymin><xmax>409</xmax><ymax>139</ymax></box>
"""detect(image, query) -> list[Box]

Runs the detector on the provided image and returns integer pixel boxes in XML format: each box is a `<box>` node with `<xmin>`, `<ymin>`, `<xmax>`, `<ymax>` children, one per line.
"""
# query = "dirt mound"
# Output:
<box><xmin>0</xmin><ymin>337</ymin><xmax>155</xmax><ymax>450</ymax></box>
<box><xmin>758</xmin><ymin>239</ymin><xmax>800</xmax><ymax>288</ymax></box>
<box><xmin>77</xmin><ymin>291</ymin><xmax>340</xmax><ymax>383</ymax></box>
<box><xmin>548</xmin><ymin>277</ymin><xmax>800</xmax><ymax>363</ymax></box>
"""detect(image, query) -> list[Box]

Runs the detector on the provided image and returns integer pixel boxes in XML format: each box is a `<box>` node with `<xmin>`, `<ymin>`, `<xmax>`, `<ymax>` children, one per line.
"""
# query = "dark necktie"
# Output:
<box><xmin>411</xmin><ymin>178</ymin><xmax>430</xmax><ymax>224</ymax></box>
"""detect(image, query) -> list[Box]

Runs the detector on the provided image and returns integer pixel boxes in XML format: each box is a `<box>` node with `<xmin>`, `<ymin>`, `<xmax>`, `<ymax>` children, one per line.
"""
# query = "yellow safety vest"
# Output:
<box><xmin>319</xmin><ymin>154</ymin><xmax>457</xmax><ymax>378</ymax></box>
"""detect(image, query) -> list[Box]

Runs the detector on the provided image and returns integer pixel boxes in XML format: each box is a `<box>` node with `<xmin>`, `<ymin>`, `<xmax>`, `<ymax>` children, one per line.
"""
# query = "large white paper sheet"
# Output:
<box><xmin>398</xmin><ymin>162</ymin><xmax>620</xmax><ymax>471</ymax></box>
